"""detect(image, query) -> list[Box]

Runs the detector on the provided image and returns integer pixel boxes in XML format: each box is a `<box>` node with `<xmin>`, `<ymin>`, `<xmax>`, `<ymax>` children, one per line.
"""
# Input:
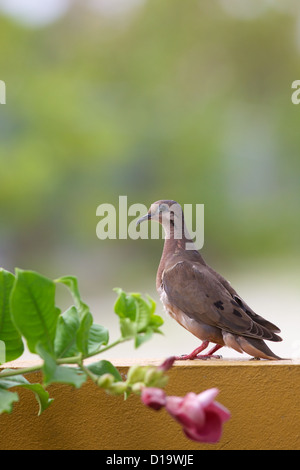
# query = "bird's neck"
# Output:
<box><xmin>156</xmin><ymin>220</ymin><xmax>205</xmax><ymax>290</ymax></box>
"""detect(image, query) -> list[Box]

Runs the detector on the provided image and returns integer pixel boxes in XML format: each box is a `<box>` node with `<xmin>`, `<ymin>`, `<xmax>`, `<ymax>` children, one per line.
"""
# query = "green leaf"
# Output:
<box><xmin>10</xmin><ymin>269</ymin><xmax>60</xmax><ymax>355</ymax></box>
<box><xmin>119</xmin><ymin>318</ymin><xmax>137</xmax><ymax>339</ymax></box>
<box><xmin>87</xmin><ymin>359</ymin><xmax>122</xmax><ymax>381</ymax></box>
<box><xmin>149</xmin><ymin>314</ymin><xmax>164</xmax><ymax>329</ymax></box>
<box><xmin>45</xmin><ymin>365</ymin><xmax>86</xmax><ymax>389</ymax></box>
<box><xmin>54</xmin><ymin>306</ymin><xmax>80</xmax><ymax>358</ymax></box>
<box><xmin>135</xmin><ymin>295</ymin><xmax>164</xmax><ymax>332</ymax></box>
<box><xmin>0</xmin><ymin>370</ymin><xmax>53</xmax><ymax>415</ymax></box>
<box><xmin>146</xmin><ymin>295</ymin><xmax>156</xmax><ymax>315</ymax></box>
<box><xmin>55</xmin><ymin>276</ymin><xmax>106</xmax><ymax>358</ymax></box>
<box><xmin>76</xmin><ymin>311</ymin><xmax>93</xmax><ymax>356</ymax></box>
<box><xmin>37</xmin><ymin>344</ymin><xmax>87</xmax><ymax>388</ymax></box>
<box><xmin>0</xmin><ymin>388</ymin><xmax>19</xmax><ymax>414</ymax></box>
<box><xmin>0</xmin><ymin>269</ymin><xmax>24</xmax><ymax>362</ymax></box>
<box><xmin>20</xmin><ymin>383</ymin><xmax>54</xmax><ymax>416</ymax></box>
<box><xmin>114</xmin><ymin>289</ymin><xmax>164</xmax><ymax>344</ymax></box>
<box><xmin>131</xmin><ymin>294</ymin><xmax>151</xmax><ymax>333</ymax></box>
<box><xmin>55</xmin><ymin>275</ymin><xmax>89</xmax><ymax>319</ymax></box>
<box><xmin>114</xmin><ymin>289</ymin><xmax>164</xmax><ymax>346</ymax></box>
<box><xmin>114</xmin><ymin>288</ymin><xmax>136</xmax><ymax>321</ymax></box>
<box><xmin>87</xmin><ymin>323</ymin><xmax>109</xmax><ymax>354</ymax></box>
<box><xmin>134</xmin><ymin>327</ymin><xmax>153</xmax><ymax>348</ymax></box>
<box><xmin>23</xmin><ymin>383</ymin><xmax>53</xmax><ymax>415</ymax></box>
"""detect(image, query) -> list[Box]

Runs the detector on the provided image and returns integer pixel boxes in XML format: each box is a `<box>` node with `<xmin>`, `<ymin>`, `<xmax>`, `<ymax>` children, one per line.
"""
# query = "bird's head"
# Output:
<box><xmin>136</xmin><ymin>200</ymin><xmax>183</xmax><ymax>229</ymax></box>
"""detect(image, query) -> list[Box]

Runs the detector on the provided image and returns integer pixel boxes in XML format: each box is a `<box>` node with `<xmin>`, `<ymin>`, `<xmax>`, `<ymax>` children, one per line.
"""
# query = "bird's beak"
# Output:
<box><xmin>136</xmin><ymin>213</ymin><xmax>151</xmax><ymax>226</ymax></box>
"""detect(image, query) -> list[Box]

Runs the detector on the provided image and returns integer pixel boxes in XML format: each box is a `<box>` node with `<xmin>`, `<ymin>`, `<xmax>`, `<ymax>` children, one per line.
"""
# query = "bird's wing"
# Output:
<box><xmin>162</xmin><ymin>260</ymin><xmax>281</xmax><ymax>342</ymax></box>
<box><xmin>205</xmin><ymin>265</ymin><xmax>281</xmax><ymax>333</ymax></box>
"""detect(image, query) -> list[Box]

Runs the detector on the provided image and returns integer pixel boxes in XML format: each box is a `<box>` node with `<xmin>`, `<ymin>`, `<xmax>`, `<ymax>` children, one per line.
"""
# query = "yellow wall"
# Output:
<box><xmin>0</xmin><ymin>359</ymin><xmax>299</xmax><ymax>450</ymax></box>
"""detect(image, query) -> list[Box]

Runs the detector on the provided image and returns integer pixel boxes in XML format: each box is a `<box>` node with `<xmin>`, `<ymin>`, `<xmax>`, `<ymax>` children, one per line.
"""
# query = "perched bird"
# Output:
<box><xmin>137</xmin><ymin>200</ymin><xmax>283</xmax><ymax>360</ymax></box>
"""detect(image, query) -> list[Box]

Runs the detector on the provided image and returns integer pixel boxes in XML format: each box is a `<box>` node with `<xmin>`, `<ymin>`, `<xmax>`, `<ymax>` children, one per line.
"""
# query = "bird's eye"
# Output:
<box><xmin>159</xmin><ymin>204</ymin><xmax>167</xmax><ymax>213</ymax></box>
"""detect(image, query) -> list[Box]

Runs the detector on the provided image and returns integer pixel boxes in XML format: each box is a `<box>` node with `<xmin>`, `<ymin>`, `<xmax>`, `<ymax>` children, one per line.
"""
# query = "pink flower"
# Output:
<box><xmin>141</xmin><ymin>387</ymin><xmax>167</xmax><ymax>410</ymax></box>
<box><xmin>166</xmin><ymin>388</ymin><xmax>230</xmax><ymax>443</ymax></box>
<box><xmin>141</xmin><ymin>387</ymin><xmax>230</xmax><ymax>443</ymax></box>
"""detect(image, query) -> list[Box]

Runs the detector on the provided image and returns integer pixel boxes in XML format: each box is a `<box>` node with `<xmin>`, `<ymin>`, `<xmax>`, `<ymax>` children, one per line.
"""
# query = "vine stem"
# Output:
<box><xmin>0</xmin><ymin>337</ymin><xmax>130</xmax><ymax>380</ymax></box>
<box><xmin>0</xmin><ymin>364</ymin><xmax>43</xmax><ymax>378</ymax></box>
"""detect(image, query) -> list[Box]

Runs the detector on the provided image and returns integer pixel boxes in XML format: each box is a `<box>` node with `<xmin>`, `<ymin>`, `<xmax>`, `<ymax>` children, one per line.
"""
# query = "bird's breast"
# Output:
<box><xmin>158</xmin><ymin>286</ymin><xmax>223</xmax><ymax>344</ymax></box>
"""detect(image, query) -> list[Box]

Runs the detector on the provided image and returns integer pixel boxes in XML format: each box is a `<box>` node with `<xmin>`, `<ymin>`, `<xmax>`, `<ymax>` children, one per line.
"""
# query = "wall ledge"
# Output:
<box><xmin>2</xmin><ymin>357</ymin><xmax>299</xmax><ymax>368</ymax></box>
<box><xmin>1</xmin><ymin>358</ymin><xmax>300</xmax><ymax>450</ymax></box>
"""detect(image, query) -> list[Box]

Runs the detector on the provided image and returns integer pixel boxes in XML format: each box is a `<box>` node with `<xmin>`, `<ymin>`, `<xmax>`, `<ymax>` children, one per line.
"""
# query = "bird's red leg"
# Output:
<box><xmin>175</xmin><ymin>341</ymin><xmax>209</xmax><ymax>360</ymax></box>
<box><xmin>175</xmin><ymin>342</ymin><xmax>223</xmax><ymax>361</ymax></box>
<box><xmin>204</xmin><ymin>344</ymin><xmax>223</xmax><ymax>358</ymax></box>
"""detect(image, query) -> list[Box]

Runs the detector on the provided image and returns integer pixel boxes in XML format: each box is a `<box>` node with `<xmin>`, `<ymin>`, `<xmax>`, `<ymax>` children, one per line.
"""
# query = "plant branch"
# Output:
<box><xmin>0</xmin><ymin>337</ymin><xmax>130</xmax><ymax>380</ymax></box>
<box><xmin>0</xmin><ymin>364</ymin><xmax>43</xmax><ymax>378</ymax></box>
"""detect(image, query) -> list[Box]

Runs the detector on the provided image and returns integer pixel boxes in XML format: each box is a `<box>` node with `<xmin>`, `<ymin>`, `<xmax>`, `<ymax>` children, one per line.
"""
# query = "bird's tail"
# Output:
<box><xmin>238</xmin><ymin>336</ymin><xmax>283</xmax><ymax>360</ymax></box>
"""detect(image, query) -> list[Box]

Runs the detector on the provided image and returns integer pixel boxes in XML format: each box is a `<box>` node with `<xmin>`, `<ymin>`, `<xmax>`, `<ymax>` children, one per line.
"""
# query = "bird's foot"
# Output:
<box><xmin>195</xmin><ymin>354</ymin><xmax>222</xmax><ymax>360</ymax></box>
<box><xmin>174</xmin><ymin>354</ymin><xmax>197</xmax><ymax>361</ymax></box>
<box><xmin>174</xmin><ymin>341</ymin><xmax>210</xmax><ymax>360</ymax></box>
<box><xmin>174</xmin><ymin>342</ymin><xmax>223</xmax><ymax>361</ymax></box>
<box><xmin>174</xmin><ymin>353</ymin><xmax>222</xmax><ymax>361</ymax></box>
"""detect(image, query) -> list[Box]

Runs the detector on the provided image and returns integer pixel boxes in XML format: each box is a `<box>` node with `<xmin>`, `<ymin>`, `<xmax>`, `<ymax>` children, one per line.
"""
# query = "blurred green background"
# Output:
<box><xmin>0</xmin><ymin>0</ymin><xmax>299</xmax><ymax>359</ymax></box>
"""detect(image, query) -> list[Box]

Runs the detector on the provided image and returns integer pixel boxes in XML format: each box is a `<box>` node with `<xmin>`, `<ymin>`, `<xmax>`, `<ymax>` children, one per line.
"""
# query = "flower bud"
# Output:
<box><xmin>97</xmin><ymin>373</ymin><xmax>115</xmax><ymax>388</ymax></box>
<box><xmin>126</xmin><ymin>364</ymin><xmax>147</xmax><ymax>384</ymax></box>
<box><xmin>151</xmin><ymin>375</ymin><xmax>169</xmax><ymax>389</ymax></box>
<box><xmin>144</xmin><ymin>367</ymin><xmax>163</xmax><ymax>386</ymax></box>
<box><xmin>108</xmin><ymin>381</ymin><xmax>128</xmax><ymax>395</ymax></box>
<box><xmin>157</xmin><ymin>356</ymin><xmax>176</xmax><ymax>372</ymax></box>
<box><xmin>131</xmin><ymin>382</ymin><xmax>145</xmax><ymax>394</ymax></box>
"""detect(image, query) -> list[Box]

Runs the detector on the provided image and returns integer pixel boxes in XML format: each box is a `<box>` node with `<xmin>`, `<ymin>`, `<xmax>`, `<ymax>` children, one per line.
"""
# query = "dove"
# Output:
<box><xmin>137</xmin><ymin>200</ymin><xmax>283</xmax><ymax>360</ymax></box>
